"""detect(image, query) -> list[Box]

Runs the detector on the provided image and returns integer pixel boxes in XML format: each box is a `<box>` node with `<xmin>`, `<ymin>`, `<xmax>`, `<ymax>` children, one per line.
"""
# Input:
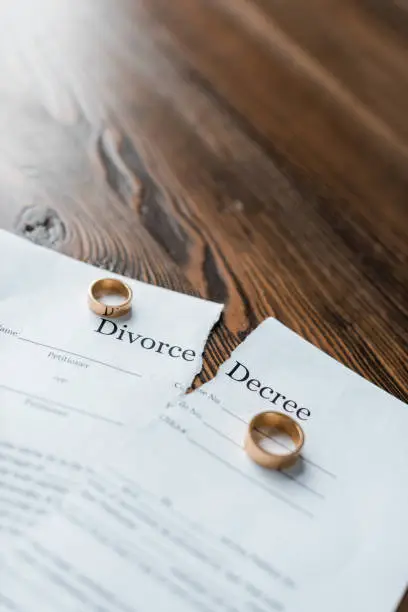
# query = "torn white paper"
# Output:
<box><xmin>3</xmin><ymin>319</ymin><xmax>407</xmax><ymax>612</ymax></box>
<box><xmin>0</xmin><ymin>230</ymin><xmax>223</xmax><ymax>386</ymax></box>
<box><xmin>0</xmin><ymin>230</ymin><xmax>222</xmax><ymax>556</ymax></box>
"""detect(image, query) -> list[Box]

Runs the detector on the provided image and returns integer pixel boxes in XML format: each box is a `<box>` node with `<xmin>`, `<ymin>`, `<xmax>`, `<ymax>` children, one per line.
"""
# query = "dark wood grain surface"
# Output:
<box><xmin>0</xmin><ymin>0</ymin><xmax>407</xmax><ymax>606</ymax></box>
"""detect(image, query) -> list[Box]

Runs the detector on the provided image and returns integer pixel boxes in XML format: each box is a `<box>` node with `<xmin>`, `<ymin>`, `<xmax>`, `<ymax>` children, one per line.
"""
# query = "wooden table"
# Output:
<box><xmin>1</xmin><ymin>0</ymin><xmax>407</xmax><ymax>607</ymax></box>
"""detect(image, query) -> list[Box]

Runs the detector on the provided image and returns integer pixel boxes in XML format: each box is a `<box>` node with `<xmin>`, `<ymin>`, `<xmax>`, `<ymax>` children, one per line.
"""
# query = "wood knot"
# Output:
<box><xmin>15</xmin><ymin>205</ymin><xmax>66</xmax><ymax>248</ymax></box>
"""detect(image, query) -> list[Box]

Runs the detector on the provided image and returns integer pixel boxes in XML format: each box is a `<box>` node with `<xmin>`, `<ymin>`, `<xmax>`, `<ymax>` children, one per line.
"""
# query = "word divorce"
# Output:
<box><xmin>94</xmin><ymin>318</ymin><xmax>197</xmax><ymax>362</ymax></box>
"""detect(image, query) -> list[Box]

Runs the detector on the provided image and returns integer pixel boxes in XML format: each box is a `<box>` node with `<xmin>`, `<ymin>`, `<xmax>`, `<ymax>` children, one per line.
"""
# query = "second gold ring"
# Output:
<box><xmin>245</xmin><ymin>411</ymin><xmax>304</xmax><ymax>470</ymax></box>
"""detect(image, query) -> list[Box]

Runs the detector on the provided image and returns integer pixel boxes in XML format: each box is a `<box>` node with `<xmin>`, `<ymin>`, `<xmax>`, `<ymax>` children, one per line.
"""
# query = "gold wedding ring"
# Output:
<box><xmin>88</xmin><ymin>278</ymin><xmax>133</xmax><ymax>318</ymax></box>
<box><xmin>245</xmin><ymin>411</ymin><xmax>304</xmax><ymax>470</ymax></box>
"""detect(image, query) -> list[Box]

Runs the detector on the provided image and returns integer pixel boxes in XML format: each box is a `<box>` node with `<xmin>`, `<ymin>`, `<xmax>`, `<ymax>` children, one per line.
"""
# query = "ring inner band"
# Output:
<box><xmin>91</xmin><ymin>278</ymin><xmax>131</xmax><ymax>304</ymax></box>
<box><xmin>246</xmin><ymin>411</ymin><xmax>304</xmax><ymax>469</ymax></box>
<box><xmin>252</xmin><ymin>412</ymin><xmax>303</xmax><ymax>447</ymax></box>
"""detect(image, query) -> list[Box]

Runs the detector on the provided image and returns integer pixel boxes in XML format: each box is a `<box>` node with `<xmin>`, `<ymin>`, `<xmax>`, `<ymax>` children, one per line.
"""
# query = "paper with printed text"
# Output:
<box><xmin>0</xmin><ymin>230</ymin><xmax>222</xmax><ymax>554</ymax></box>
<box><xmin>2</xmin><ymin>319</ymin><xmax>407</xmax><ymax>612</ymax></box>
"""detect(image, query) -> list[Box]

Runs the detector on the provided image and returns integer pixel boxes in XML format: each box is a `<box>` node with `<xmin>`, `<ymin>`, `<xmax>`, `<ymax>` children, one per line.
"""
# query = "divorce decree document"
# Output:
<box><xmin>0</xmin><ymin>231</ymin><xmax>221</xmax><ymax>553</ymax></box>
<box><xmin>2</xmin><ymin>319</ymin><xmax>407</xmax><ymax>612</ymax></box>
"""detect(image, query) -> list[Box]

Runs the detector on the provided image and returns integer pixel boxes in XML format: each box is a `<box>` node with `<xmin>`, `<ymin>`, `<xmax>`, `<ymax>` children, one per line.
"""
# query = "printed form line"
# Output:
<box><xmin>0</xmin><ymin>384</ymin><xmax>124</xmax><ymax>426</ymax></box>
<box><xmin>202</xmin><ymin>421</ymin><xmax>325</xmax><ymax>499</ymax></box>
<box><xmin>188</xmin><ymin>437</ymin><xmax>314</xmax><ymax>519</ymax></box>
<box><xmin>18</xmin><ymin>337</ymin><xmax>142</xmax><ymax>378</ymax></box>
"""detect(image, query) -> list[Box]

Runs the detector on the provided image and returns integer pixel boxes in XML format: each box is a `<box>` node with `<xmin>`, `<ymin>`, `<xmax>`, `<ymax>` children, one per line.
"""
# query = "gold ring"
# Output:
<box><xmin>88</xmin><ymin>278</ymin><xmax>133</xmax><ymax>318</ymax></box>
<box><xmin>245</xmin><ymin>411</ymin><xmax>304</xmax><ymax>470</ymax></box>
